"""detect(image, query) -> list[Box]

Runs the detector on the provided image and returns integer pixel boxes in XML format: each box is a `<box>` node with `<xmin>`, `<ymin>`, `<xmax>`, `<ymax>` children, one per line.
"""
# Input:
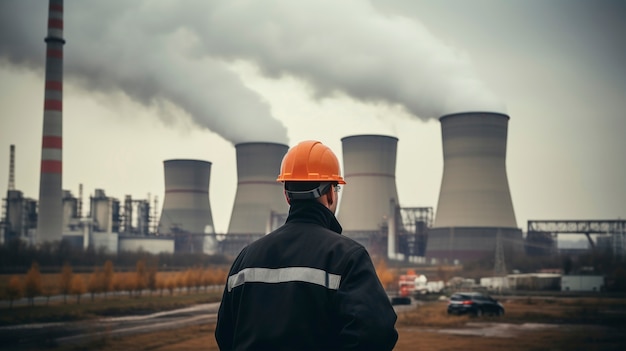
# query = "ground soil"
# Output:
<box><xmin>66</xmin><ymin>296</ymin><xmax>626</xmax><ymax>351</ymax></box>
<box><xmin>86</xmin><ymin>323</ymin><xmax>624</xmax><ymax>351</ymax></box>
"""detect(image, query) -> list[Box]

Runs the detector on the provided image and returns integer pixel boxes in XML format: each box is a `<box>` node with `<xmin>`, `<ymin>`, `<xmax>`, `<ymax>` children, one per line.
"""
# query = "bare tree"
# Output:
<box><xmin>216</xmin><ymin>267</ymin><xmax>228</xmax><ymax>288</ymax></box>
<box><xmin>112</xmin><ymin>272</ymin><xmax>125</xmax><ymax>297</ymax></box>
<box><xmin>202</xmin><ymin>268</ymin><xmax>212</xmax><ymax>291</ymax></box>
<box><xmin>166</xmin><ymin>276</ymin><xmax>175</xmax><ymax>296</ymax></box>
<box><xmin>70</xmin><ymin>275</ymin><xmax>86</xmax><ymax>304</ymax></box>
<box><xmin>102</xmin><ymin>260</ymin><xmax>114</xmax><ymax>299</ymax></box>
<box><xmin>24</xmin><ymin>262</ymin><xmax>43</xmax><ymax>307</ymax></box>
<box><xmin>135</xmin><ymin>260</ymin><xmax>147</xmax><ymax>297</ymax></box>
<box><xmin>156</xmin><ymin>272</ymin><xmax>167</xmax><ymax>297</ymax></box>
<box><xmin>175</xmin><ymin>271</ymin><xmax>186</xmax><ymax>294</ymax></box>
<box><xmin>123</xmin><ymin>273</ymin><xmax>137</xmax><ymax>298</ymax></box>
<box><xmin>193</xmin><ymin>267</ymin><xmax>203</xmax><ymax>293</ymax></box>
<box><xmin>87</xmin><ymin>267</ymin><xmax>104</xmax><ymax>302</ymax></box>
<box><xmin>147</xmin><ymin>265</ymin><xmax>158</xmax><ymax>296</ymax></box>
<box><xmin>59</xmin><ymin>262</ymin><xmax>73</xmax><ymax>304</ymax></box>
<box><xmin>205</xmin><ymin>266</ymin><xmax>227</xmax><ymax>291</ymax></box>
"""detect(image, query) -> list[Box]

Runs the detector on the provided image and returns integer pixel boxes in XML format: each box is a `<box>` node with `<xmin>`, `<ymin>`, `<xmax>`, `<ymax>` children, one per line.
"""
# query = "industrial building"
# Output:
<box><xmin>1</xmin><ymin>189</ymin><xmax>37</xmax><ymax>245</ymax></box>
<box><xmin>1</xmin><ymin>145</ymin><xmax>37</xmax><ymax>245</ymax></box>
<box><xmin>4</xmin><ymin>1</ymin><xmax>624</xmax><ymax>264</ymax></box>
<box><xmin>4</xmin><ymin>122</ymin><xmax>625</xmax><ymax>260</ymax></box>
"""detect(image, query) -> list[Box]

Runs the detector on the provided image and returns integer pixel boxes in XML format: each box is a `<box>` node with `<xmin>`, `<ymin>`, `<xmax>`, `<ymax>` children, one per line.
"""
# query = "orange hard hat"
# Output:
<box><xmin>277</xmin><ymin>140</ymin><xmax>346</xmax><ymax>184</ymax></box>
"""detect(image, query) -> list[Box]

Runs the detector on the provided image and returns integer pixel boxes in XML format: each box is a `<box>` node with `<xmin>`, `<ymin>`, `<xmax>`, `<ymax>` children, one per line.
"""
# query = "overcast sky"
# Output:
<box><xmin>1</xmin><ymin>0</ymin><xmax>624</xmax><ymax>235</ymax></box>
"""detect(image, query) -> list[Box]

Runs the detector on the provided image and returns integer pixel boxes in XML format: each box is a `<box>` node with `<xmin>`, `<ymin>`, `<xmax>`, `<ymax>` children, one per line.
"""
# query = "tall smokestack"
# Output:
<box><xmin>337</xmin><ymin>135</ymin><xmax>400</xmax><ymax>232</ymax></box>
<box><xmin>427</xmin><ymin>112</ymin><xmax>522</xmax><ymax>262</ymax></box>
<box><xmin>37</xmin><ymin>0</ymin><xmax>65</xmax><ymax>243</ymax></box>
<box><xmin>77</xmin><ymin>183</ymin><xmax>83</xmax><ymax>218</ymax></box>
<box><xmin>8</xmin><ymin>145</ymin><xmax>15</xmax><ymax>191</ymax></box>
<box><xmin>228</xmin><ymin>143</ymin><xmax>288</xmax><ymax>234</ymax></box>
<box><xmin>157</xmin><ymin>160</ymin><xmax>215</xmax><ymax>237</ymax></box>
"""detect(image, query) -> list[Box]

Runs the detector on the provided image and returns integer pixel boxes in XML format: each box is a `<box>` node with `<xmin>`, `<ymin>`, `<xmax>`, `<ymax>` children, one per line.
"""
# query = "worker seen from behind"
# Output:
<box><xmin>215</xmin><ymin>140</ymin><xmax>398</xmax><ymax>350</ymax></box>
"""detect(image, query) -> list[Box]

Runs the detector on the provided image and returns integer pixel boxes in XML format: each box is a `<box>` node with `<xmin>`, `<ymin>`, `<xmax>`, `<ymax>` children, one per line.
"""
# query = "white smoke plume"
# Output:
<box><xmin>0</xmin><ymin>0</ymin><xmax>504</xmax><ymax>144</ymax></box>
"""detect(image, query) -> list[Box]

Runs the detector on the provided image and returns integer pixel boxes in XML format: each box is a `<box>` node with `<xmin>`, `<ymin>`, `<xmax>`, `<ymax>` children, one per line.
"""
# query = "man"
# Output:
<box><xmin>215</xmin><ymin>140</ymin><xmax>398</xmax><ymax>351</ymax></box>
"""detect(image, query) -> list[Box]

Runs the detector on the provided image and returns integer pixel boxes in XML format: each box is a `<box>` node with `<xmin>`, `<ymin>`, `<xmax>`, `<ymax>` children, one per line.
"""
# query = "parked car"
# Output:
<box><xmin>447</xmin><ymin>292</ymin><xmax>504</xmax><ymax>316</ymax></box>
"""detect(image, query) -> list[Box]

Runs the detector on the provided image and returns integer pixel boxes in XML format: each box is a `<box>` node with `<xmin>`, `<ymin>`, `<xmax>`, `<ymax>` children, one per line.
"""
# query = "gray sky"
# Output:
<box><xmin>1</xmin><ymin>0</ymin><xmax>624</xmax><ymax>234</ymax></box>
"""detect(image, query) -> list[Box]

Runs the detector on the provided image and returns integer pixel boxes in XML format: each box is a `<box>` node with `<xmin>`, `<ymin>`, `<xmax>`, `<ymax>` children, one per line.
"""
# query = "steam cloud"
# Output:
<box><xmin>0</xmin><ymin>0</ymin><xmax>504</xmax><ymax>144</ymax></box>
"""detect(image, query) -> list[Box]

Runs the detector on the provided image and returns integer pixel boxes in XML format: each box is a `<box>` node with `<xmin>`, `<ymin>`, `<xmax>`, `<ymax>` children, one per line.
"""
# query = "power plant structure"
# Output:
<box><xmin>338</xmin><ymin>135</ymin><xmax>400</xmax><ymax>231</ymax></box>
<box><xmin>85</xmin><ymin>189</ymin><xmax>173</xmax><ymax>254</ymax></box>
<box><xmin>3</xmin><ymin>0</ymin><xmax>624</xmax><ymax>274</ymax></box>
<box><xmin>221</xmin><ymin>142</ymin><xmax>289</xmax><ymax>256</ymax></box>
<box><xmin>0</xmin><ymin>1</ymin><xmax>604</xmax><ymax>262</ymax></box>
<box><xmin>56</xmin><ymin>188</ymin><xmax>172</xmax><ymax>254</ymax></box>
<box><xmin>3</xmin><ymin>126</ymin><xmax>620</xmax><ymax>262</ymax></box>
<box><xmin>426</xmin><ymin>112</ymin><xmax>523</xmax><ymax>262</ymax></box>
<box><xmin>59</xmin><ymin>188</ymin><xmax>85</xmax><ymax>247</ymax></box>
<box><xmin>1</xmin><ymin>145</ymin><xmax>37</xmax><ymax>245</ymax></box>
<box><xmin>337</xmin><ymin>135</ymin><xmax>401</xmax><ymax>258</ymax></box>
<box><xmin>36</xmin><ymin>0</ymin><xmax>65</xmax><ymax>243</ymax></box>
<box><xmin>227</xmin><ymin>143</ymin><xmax>289</xmax><ymax>235</ymax></box>
<box><xmin>1</xmin><ymin>190</ymin><xmax>37</xmax><ymax>245</ymax></box>
<box><xmin>157</xmin><ymin>159</ymin><xmax>216</xmax><ymax>254</ymax></box>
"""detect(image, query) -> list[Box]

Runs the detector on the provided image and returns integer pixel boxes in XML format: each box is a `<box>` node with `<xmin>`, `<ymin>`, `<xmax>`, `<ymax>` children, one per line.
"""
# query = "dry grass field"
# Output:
<box><xmin>54</xmin><ymin>295</ymin><xmax>626</xmax><ymax>351</ymax></box>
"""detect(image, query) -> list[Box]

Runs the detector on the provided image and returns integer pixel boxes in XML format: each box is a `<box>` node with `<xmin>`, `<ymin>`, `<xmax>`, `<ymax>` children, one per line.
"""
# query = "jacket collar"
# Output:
<box><xmin>285</xmin><ymin>200</ymin><xmax>343</xmax><ymax>234</ymax></box>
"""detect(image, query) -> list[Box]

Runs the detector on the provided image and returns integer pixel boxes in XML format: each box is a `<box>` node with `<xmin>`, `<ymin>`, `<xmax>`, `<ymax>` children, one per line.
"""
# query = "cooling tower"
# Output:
<box><xmin>228</xmin><ymin>143</ymin><xmax>289</xmax><ymax>234</ymax></box>
<box><xmin>337</xmin><ymin>135</ymin><xmax>400</xmax><ymax>232</ymax></box>
<box><xmin>158</xmin><ymin>160</ymin><xmax>215</xmax><ymax>253</ymax></box>
<box><xmin>36</xmin><ymin>0</ymin><xmax>65</xmax><ymax>243</ymax></box>
<box><xmin>427</xmin><ymin>112</ymin><xmax>522</xmax><ymax>262</ymax></box>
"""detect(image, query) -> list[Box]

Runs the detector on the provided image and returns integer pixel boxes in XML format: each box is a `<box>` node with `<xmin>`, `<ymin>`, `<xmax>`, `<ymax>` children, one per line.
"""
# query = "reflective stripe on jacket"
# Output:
<box><xmin>215</xmin><ymin>201</ymin><xmax>398</xmax><ymax>351</ymax></box>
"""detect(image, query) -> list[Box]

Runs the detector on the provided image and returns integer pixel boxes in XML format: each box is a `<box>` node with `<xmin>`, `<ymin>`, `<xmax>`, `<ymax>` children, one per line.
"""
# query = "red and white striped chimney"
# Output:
<box><xmin>37</xmin><ymin>0</ymin><xmax>65</xmax><ymax>243</ymax></box>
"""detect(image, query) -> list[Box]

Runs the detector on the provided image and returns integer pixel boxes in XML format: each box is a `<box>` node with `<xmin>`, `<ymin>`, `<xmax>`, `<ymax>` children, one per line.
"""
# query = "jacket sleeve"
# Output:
<box><xmin>334</xmin><ymin>247</ymin><xmax>398</xmax><ymax>350</ymax></box>
<box><xmin>215</xmin><ymin>283</ymin><xmax>234</xmax><ymax>350</ymax></box>
<box><xmin>215</xmin><ymin>248</ymin><xmax>247</xmax><ymax>351</ymax></box>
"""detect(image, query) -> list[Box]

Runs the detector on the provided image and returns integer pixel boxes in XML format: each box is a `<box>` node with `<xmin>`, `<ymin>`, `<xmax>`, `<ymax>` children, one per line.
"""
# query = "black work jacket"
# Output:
<box><xmin>215</xmin><ymin>201</ymin><xmax>398</xmax><ymax>351</ymax></box>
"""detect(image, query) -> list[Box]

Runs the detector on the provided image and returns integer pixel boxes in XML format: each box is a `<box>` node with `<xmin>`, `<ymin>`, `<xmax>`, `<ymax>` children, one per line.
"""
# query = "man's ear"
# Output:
<box><xmin>325</xmin><ymin>188</ymin><xmax>334</xmax><ymax>206</ymax></box>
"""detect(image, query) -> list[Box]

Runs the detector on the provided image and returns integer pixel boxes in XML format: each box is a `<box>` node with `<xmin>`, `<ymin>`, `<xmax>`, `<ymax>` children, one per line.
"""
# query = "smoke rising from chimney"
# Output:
<box><xmin>0</xmin><ymin>1</ymin><xmax>288</xmax><ymax>145</ymax></box>
<box><xmin>0</xmin><ymin>0</ymin><xmax>504</xmax><ymax>142</ymax></box>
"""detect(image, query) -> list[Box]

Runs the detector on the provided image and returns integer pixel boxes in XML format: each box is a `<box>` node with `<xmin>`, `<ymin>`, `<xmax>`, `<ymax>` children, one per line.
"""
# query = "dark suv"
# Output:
<box><xmin>447</xmin><ymin>292</ymin><xmax>504</xmax><ymax>316</ymax></box>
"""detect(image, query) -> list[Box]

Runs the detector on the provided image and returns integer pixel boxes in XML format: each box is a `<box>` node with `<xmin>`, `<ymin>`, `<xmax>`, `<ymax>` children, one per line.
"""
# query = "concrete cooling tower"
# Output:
<box><xmin>157</xmin><ymin>159</ymin><xmax>215</xmax><ymax>253</ymax></box>
<box><xmin>427</xmin><ymin>112</ymin><xmax>522</xmax><ymax>262</ymax></box>
<box><xmin>228</xmin><ymin>143</ymin><xmax>289</xmax><ymax>235</ymax></box>
<box><xmin>337</xmin><ymin>135</ymin><xmax>400</xmax><ymax>233</ymax></box>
